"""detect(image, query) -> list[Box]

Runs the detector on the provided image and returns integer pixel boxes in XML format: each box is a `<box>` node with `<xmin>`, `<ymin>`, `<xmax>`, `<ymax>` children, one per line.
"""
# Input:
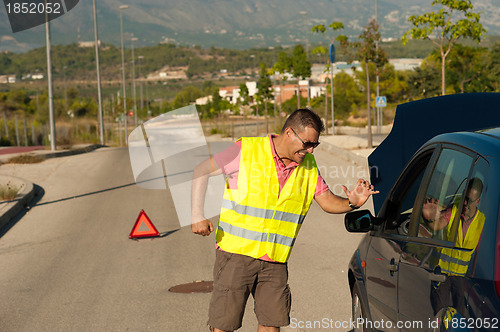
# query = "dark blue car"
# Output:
<box><xmin>345</xmin><ymin>95</ymin><xmax>500</xmax><ymax>331</ymax></box>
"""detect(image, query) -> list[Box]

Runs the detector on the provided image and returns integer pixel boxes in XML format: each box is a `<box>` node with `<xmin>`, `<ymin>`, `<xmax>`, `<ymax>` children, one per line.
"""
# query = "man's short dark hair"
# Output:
<box><xmin>281</xmin><ymin>108</ymin><xmax>325</xmax><ymax>134</ymax></box>
<box><xmin>468</xmin><ymin>177</ymin><xmax>483</xmax><ymax>195</ymax></box>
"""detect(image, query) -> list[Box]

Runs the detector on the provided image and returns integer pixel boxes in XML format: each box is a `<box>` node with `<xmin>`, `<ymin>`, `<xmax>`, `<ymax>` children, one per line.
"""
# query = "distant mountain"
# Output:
<box><xmin>0</xmin><ymin>0</ymin><xmax>499</xmax><ymax>53</ymax></box>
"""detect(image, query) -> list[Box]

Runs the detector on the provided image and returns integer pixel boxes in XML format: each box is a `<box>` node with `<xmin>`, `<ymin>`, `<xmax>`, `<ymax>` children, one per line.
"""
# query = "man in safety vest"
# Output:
<box><xmin>191</xmin><ymin>108</ymin><xmax>378</xmax><ymax>332</ymax></box>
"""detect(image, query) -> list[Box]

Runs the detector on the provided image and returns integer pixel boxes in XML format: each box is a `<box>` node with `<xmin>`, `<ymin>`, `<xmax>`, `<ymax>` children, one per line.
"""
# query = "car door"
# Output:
<box><xmin>364</xmin><ymin>148</ymin><xmax>435</xmax><ymax>331</ymax></box>
<box><xmin>397</xmin><ymin>147</ymin><xmax>489</xmax><ymax>330</ymax></box>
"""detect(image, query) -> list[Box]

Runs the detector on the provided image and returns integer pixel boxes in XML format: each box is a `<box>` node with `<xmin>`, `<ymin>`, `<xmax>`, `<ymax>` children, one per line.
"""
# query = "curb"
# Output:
<box><xmin>0</xmin><ymin>144</ymin><xmax>104</xmax><ymax>231</ymax></box>
<box><xmin>1</xmin><ymin>144</ymin><xmax>104</xmax><ymax>163</ymax></box>
<box><xmin>0</xmin><ymin>174</ymin><xmax>35</xmax><ymax>230</ymax></box>
<box><xmin>38</xmin><ymin>144</ymin><xmax>104</xmax><ymax>160</ymax></box>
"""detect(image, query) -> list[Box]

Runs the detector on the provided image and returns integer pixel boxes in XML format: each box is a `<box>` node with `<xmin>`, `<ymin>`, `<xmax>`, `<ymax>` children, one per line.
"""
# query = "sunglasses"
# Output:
<box><xmin>291</xmin><ymin>128</ymin><xmax>320</xmax><ymax>149</ymax></box>
<box><xmin>464</xmin><ymin>195</ymin><xmax>480</xmax><ymax>205</ymax></box>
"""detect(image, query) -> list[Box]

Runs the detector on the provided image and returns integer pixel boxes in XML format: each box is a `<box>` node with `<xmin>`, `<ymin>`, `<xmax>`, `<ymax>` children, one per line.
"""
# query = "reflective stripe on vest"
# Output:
<box><xmin>216</xmin><ymin>136</ymin><xmax>318</xmax><ymax>263</ymax></box>
<box><xmin>218</xmin><ymin>220</ymin><xmax>297</xmax><ymax>247</ymax></box>
<box><xmin>437</xmin><ymin>204</ymin><xmax>485</xmax><ymax>276</ymax></box>
<box><xmin>221</xmin><ymin>199</ymin><xmax>307</xmax><ymax>225</ymax></box>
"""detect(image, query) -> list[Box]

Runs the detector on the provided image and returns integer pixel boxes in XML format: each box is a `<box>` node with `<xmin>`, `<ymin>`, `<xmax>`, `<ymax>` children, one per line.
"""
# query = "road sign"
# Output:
<box><xmin>129</xmin><ymin>210</ymin><xmax>160</xmax><ymax>239</ymax></box>
<box><xmin>376</xmin><ymin>96</ymin><xmax>387</xmax><ymax>108</ymax></box>
<box><xmin>128</xmin><ymin>110</ymin><xmax>134</xmax><ymax>117</ymax></box>
<box><xmin>329</xmin><ymin>44</ymin><xmax>336</xmax><ymax>63</ymax></box>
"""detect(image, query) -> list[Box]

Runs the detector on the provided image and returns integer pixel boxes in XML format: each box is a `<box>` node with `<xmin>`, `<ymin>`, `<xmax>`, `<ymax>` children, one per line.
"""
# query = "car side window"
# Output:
<box><xmin>414</xmin><ymin>154</ymin><xmax>489</xmax><ymax>277</ymax></box>
<box><xmin>382</xmin><ymin>150</ymin><xmax>433</xmax><ymax>235</ymax></box>
<box><xmin>413</xmin><ymin>149</ymin><xmax>474</xmax><ymax>242</ymax></box>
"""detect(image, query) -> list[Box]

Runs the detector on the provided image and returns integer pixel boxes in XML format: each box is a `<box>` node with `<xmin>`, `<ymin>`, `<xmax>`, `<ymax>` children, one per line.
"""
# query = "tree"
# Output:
<box><xmin>487</xmin><ymin>43</ymin><xmax>500</xmax><ymax>92</ymax></box>
<box><xmin>211</xmin><ymin>88</ymin><xmax>222</xmax><ymax>113</ymax></box>
<box><xmin>257</xmin><ymin>62</ymin><xmax>274</xmax><ymax>132</ymax></box>
<box><xmin>447</xmin><ymin>44</ymin><xmax>489</xmax><ymax>93</ymax></box>
<box><xmin>407</xmin><ymin>57</ymin><xmax>441</xmax><ymax>99</ymax></box>
<box><xmin>332</xmin><ymin>72</ymin><xmax>364</xmax><ymax>119</ymax></box>
<box><xmin>238</xmin><ymin>83</ymin><xmax>250</xmax><ymax>106</ymax></box>
<box><xmin>172</xmin><ymin>86</ymin><xmax>203</xmax><ymax>109</ymax></box>
<box><xmin>271</xmin><ymin>51</ymin><xmax>292</xmax><ymax>114</ymax></box>
<box><xmin>342</xmin><ymin>19</ymin><xmax>387</xmax><ymax>147</ymax></box>
<box><xmin>402</xmin><ymin>0</ymin><xmax>486</xmax><ymax>95</ymax></box>
<box><xmin>378</xmin><ymin>64</ymin><xmax>409</xmax><ymax>103</ymax></box>
<box><xmin>312</xmin><ymin>21</ymin><xmax>344</xmax><ymax>134</ymax></box>
<box><xmin>272</xmin><ymin>45</ymin><xmax>311</xmax><ymax>110</ymax></box>
<box><xmin>291</xmin><ymin>45</ymin><xmax>312</xmax><ymax>109</ymax></box>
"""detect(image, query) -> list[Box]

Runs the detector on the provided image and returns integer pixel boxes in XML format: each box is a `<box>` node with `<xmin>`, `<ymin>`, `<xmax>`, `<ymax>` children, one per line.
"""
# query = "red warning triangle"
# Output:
<box><xmin>129</xmin><ymin>210</ymin><xmax>160</xmax><ymax>239</ymax></box>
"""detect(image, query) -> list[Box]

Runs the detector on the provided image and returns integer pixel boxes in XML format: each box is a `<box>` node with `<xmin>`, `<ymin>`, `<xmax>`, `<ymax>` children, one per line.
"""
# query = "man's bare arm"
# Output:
<box><xmin>191</xmin><ymin>157</ymin><xmax>222</xmax><ymax>236</ymax></box>
<box><xmin>314</xmin><ymin>179</ymin><xmax>378</xmax><ymax>214</ymax></box>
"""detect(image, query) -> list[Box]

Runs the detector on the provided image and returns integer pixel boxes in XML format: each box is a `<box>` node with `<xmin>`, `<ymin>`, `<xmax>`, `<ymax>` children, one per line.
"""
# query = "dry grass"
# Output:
<box><xmin>5</xmin><ymin>154</ymin><xmax>46</xmax><ymax>164</ymax></box>
<box><xmin>0</xmin><ymin>182</ymin><xmax>20</xmax><ymax>201</ymax></box>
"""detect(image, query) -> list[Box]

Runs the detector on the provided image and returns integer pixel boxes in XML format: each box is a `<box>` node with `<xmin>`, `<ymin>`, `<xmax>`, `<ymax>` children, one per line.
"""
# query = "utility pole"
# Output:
<box><xmin>131</xmin><ymin>36</ymin><xmax>138</xmax><ymax>127</ymax></box>
<box><xmin>138</xmin><ymin>55</ymin><xmax>144</xmax><ymax>113</ymax></box>
<box><xmin>119</xmin><ymin>5</ymin><xmax>129</xmax><ymax>144</ymax></box>
<box><xmin>330</xmin><ymin>64</ymin><xmax>334</xmax><ymax>135</ymax></box>
<box><xmin>375</xmin><ymin>0</ymin><xmax>381</xmax><ymax>134</ymax></box>
<box><xmin>93</xmin><ymin>0</ymin><xmax>105</xmax><ymax>145</ymax></box>
<box><xmin>46</xmin><ymin>20</ymin><xmax>56</xmax><ymax>151</ymax></box>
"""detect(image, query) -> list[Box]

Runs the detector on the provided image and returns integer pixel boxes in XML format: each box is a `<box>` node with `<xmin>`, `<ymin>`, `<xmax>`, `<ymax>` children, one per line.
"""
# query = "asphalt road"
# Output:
<box><xmin>0</xmin><ymin>144</ymin><xmax>372</xmax><ymax>332</ymax></box>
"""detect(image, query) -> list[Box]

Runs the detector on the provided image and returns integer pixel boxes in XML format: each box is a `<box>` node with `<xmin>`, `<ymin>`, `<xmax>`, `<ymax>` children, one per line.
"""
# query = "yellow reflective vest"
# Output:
<box><xmin>438</xmin><ymin>204</ymin><xmax>485</xmax><ymax>276</ymax></box>
<box><xmin>216</xmin><ymin>137</ymin><xmax>318</xmax><ymax>263</ymax></box>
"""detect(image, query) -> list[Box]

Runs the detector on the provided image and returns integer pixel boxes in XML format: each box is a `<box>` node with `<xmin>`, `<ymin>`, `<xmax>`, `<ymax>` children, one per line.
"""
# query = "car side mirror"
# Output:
<box><xmin>344</xmin><ymin>210</ymin><xmax>380</xmax><ymax>233</ymax></box>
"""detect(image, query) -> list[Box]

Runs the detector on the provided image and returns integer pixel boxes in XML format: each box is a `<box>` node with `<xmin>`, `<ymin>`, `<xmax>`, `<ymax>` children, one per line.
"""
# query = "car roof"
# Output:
<box><xmin>480</xmin><ymin>127</ymin><xmax>500</xmax><ymax>140</ymax></box>
<box><xmin>425</xmin><ymin>127</ymin><xmax>500</xmax><ymax>158</ymax></box>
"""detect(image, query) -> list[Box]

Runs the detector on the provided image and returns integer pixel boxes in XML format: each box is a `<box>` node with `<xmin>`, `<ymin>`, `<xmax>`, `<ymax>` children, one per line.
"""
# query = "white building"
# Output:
<box><xmin>231</xmin><ymin>81</ymin><xmax>258</xmax><ymax>105</ymax></box>
<box><xmin>0</xmin><ymin>75</ymin><xmax>17</xmax><ymax>83</ymax></box>
<box><xmin>310</xmin><ymin>59</ymin><xmax>423</xmax><ymax>82</ymax></box>
<box><xmin>195</xmin><ymin>95</ymin><xmax>212</xmax><ymax>105</ymax></box>
<box><xmin>389</xmin><ymin>58</ymin><xmax>423</xmax><ymax>71</ymax></box>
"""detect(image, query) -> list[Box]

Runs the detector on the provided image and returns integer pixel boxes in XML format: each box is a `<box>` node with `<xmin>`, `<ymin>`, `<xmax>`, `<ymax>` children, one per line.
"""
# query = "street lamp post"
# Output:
<box><xmin>329</xmin><ymin>43</ymin><xmax>336</xmax><ymax>135</ymax></box>
<box><xmin>63</xmin><ymin>65</ymin><xmax>67</xmax><ymax>110</ymax></box>
<box><xmin>138</xmin><ymin>55</ymin><xmax>144</xmax><ymax>113</ymax></box>
<box><xmin>131</xmin><ymin>36</ymin><xmax>138</xmax><ymax>127</ymax></box>
<box><xmin>330</xmin><ymin>63</ymin><xmax>335</xmax><ymax>135</ymax></box>
<box><xmin>250</xmin><ymin>54</ymin><xmax>255</xmax><ymax>78</ymax></box>
<box><xmin>45</xmin><ymin>20</ymin><xmax>56</xmax><ymax>151</ymax></box>
<box><xmin>300</xmin><ymin>11</ymin><xmax>310</xmax><ymax>107</ymax></box>
<box><xmin>119</xmin><ymin>5</ymin><xmax>129</xmax><ymax>144</ymax></box>
<box><xmin>93</xmin><ymin>0</ymin><xmax>105</xmax><ymax>145</ymax></box>
<box><xmin>375</xmin><ymin>0</ymin><xmax>381</xmax><ymax>134</ymax></box>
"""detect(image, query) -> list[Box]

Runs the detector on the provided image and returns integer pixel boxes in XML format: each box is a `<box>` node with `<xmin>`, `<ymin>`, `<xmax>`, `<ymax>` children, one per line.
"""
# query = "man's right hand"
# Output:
<box><xmin>422</xmin><ymin>197</ymin><xmax>440</xmax><ymax>222</ymax></box>
<box><xmin>192</xmin><ymin>219</ymin><xmax>214</xmax><ymax>236</ymax></box>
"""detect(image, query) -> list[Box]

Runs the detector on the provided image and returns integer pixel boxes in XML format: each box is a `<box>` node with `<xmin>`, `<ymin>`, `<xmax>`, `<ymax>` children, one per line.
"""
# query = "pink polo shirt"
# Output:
<box><xmin>214</xmin><ymin>134</ymin><xmax>329</xmax><ymax>196</ymax></box>
<box><xmin>213</xmin><ymin>135</ymin><xmax>329</xmax><ymax>262</ymax></box>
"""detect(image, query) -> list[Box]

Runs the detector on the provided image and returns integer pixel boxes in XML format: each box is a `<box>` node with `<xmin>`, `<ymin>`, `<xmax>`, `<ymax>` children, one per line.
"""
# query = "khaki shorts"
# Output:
<box><xmin>208</xmin><ymin>249</ymin><xmax>291</xmax><ymax>331</ymax></box>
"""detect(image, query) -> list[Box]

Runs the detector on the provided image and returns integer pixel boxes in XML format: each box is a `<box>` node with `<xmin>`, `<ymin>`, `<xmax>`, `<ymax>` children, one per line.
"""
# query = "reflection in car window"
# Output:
<box><xmin>418</xmin><ymin>149</ymin><xmax>474</xmax><ymax>242</ymax></box>
<box><xmin>434</xmin><ymin>157</ymin><xmax>488</xmax><ymax>277</ymax></box>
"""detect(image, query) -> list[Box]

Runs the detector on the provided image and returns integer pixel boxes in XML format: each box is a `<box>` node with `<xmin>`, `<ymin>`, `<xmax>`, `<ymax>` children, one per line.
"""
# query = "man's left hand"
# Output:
<box><xmin>342</xmin><ymin>179</ymin><xmax>379</xmax><ymax>208</ymax></box>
